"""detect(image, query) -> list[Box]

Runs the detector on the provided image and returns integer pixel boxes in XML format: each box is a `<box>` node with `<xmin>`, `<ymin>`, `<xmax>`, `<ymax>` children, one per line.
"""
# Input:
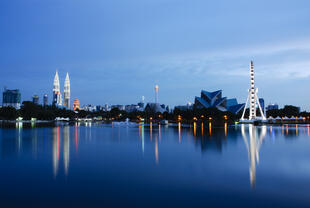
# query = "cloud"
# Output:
<box><xmin>131</xmin><ymin>37</ymin><xmax>310</xmax><ymax>80</ymax></box>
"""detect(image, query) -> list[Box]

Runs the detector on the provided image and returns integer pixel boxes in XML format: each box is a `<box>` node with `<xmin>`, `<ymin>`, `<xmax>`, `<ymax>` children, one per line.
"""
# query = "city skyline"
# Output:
<box><xmin>0</xmin><ymin>0</ymin><xmax>310</xmax><ymax>110</ymax></box>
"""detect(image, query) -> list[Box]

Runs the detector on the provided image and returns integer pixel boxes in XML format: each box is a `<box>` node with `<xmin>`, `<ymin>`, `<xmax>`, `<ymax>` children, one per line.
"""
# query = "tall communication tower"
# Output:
<box><xmin>241</xmin><ymin>61</ymin><xmax>266</xmax><ymax>121</ymax></box>
<box><xmin>155</xmin><ymin>85</ymin><xmax>159</xmax><ymax>104</ymax></box>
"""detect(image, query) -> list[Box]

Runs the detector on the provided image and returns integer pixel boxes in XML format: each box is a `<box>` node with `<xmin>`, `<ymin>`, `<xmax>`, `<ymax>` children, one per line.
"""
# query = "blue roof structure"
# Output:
<box><xmin>145</xmin><ymin>103</ymin><xmax>166</xmax><ymax>113</ymax></box>
<box><xmin>194</xmin><ymin>90</ymin><xmax>245</xmax><ymax>114</ymax></box>
<box><xmin>227</xmin><ymin>98</ymin><xmax>238</xmax><ymax>107</ymax></box>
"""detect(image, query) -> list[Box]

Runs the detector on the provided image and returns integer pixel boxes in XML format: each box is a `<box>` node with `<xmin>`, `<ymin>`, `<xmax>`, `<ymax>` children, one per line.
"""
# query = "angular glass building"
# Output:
<box><xmin>194</xmin><ymin>90</ymin><xmax>245</xmax><ymax>114</ymax></box>
<box><xmin>2</xmin><ymin>89</ymin><xmax>21</xmax><ymax>109</ymax></box>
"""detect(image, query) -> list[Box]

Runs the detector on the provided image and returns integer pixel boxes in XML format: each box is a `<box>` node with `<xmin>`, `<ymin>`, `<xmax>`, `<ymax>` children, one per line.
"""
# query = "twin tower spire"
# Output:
<box><xmin>53</xmin><ymin>70</ymin><xmax>70</xmax><ymax>109</ymax></box>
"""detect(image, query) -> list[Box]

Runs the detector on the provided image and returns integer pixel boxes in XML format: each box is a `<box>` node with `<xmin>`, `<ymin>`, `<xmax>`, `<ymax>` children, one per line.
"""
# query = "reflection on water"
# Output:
<box><xmin>63</xmin><ymin>126</ymin><xmax>70</xmax><ymax>176</ymax></box>
<box><xmin>74</xmin><ymin>123</ymin><xmax>79</xmax><ymax>153</ymax></box>
<box><xmin>209</xmin><ymin>122</ymin><xmax>212</xmax><ymax>136</ymax></box>
<box><xmin>150</xmin><ymin>122</ymin><xmax>153</xmax><ymax>141</ymax></box>
<box><xmin>52</xmin><ymin>126</ymin><xmax>71</xmax><ymax>177</ymax></box>
<box><xmin>241</xmin><ymin>124</ymin><xmax>267</xmax><ymax>188</ymax></box>
<box><xmin>141</xmin><ymin>123</ymin><xmax>145</xmax><ymax>153</ymax></box>
<box><xmin>178</xmin><ymin>122</ymin><xmax>181</xmax><ymax>143</ymax></box>
<box><xmin>53</xmin><ymin>127</ymin><xmax>60</xmax><ymax>177</ymax></box>
<box><xmin>155</xmin><ymin>136</ymin><xmax>159</xmax><ymax>164</ymax></box>
<box><xmin>1</xmin><ymin>122</ymin><xmax>310</xmax><ymax>207</ymax></box>
<box><xmin>16</xmin><ymin>122</ymin><xmax>22</xmax><ymax>153</ymax></box>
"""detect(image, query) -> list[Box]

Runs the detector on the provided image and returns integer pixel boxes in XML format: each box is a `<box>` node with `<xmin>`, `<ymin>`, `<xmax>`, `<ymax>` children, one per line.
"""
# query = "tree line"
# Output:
<box><xmin>0</xmin><ymin>102</ymin><xmax>308</xmax><ymax>123</ymax></box>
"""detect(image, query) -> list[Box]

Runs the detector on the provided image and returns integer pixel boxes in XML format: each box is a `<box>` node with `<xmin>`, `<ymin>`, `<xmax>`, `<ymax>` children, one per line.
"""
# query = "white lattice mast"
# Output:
<box><xmin>241</xmin><ymin>61</ymin><xmax>266</xmax><ymax>121</ymax></box>
<box><xmin>155</xmin><ymin>85</ymin><xmax>159</xmax><ymax>104</ymax></box>
<box><xmin>249</xmin><ymin>61</ymin><xmax>256</xmax><ymax>120</ymax></box>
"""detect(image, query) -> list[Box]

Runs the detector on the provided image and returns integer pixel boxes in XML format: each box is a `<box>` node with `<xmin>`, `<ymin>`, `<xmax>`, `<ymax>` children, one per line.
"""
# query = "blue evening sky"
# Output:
<box><xmin>1</xmin><ymin>0</ymin><xmax>310</xmax><ymax>110</ymax></box>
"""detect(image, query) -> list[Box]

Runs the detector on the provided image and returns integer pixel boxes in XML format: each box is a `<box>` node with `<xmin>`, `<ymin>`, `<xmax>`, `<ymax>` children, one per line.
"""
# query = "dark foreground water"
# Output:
<box><xmin>0</xmin><ymin>122</ymin><xmax>310</xmax><ymax>208</ymax></box>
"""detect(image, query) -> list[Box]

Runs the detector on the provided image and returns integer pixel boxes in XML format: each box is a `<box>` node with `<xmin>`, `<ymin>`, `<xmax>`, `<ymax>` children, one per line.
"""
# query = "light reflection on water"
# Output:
<box><xmin>1</xmin><ymin>123</ymin><xmax>310</xmax><ymax>207</ymax></box>
<box><xmin>241</xmin><ymin>124</ymin><xmax>266</xmax><ymax>188</ymax></box>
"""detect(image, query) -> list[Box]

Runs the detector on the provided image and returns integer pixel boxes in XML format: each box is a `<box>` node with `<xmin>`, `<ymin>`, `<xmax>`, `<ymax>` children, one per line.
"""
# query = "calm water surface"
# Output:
<box><xmin>0</xmin><ymin>122</ymin><xmax>310</xmax><ymax>208</ymax></box>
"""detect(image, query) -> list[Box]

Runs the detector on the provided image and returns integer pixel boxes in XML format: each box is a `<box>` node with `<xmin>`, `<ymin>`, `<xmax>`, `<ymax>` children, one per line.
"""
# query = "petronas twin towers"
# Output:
<box><xmin>53</xmin><ymin>70</ymin><xmax>71</xmax><ymax>109</ymax></box>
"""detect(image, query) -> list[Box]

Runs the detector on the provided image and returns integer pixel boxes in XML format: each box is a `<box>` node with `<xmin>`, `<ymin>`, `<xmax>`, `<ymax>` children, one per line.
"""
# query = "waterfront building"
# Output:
<box><xmin>82</xmin><ymin>104</ymin><xmax>97</xmax><ymax>112</ymax></box>
<box><xmin>96</xmin><ymin>105</ymin><xmax>104</xmax><ymax>112</ymax></box>
<box><xmin>104</xmin><ymin>104</ymin><xmax>110</xmax><ymax>111</ymax></box>
<box><xmin>241</xmin><ymin>61</ymin><xmax>266</xmax><ymax>121</ymax></box>
<box><xmin>111</xmin><ymin>105</ymin><xmax>125</xmax><ymax>111</ymax></box>
<box><xmin>266</xmin><ymin>104</ymin><xmax>279</xmax><ymax>111</ymax></box>
<box><xmin>73</xmin><ymin>98</ymin><xmax>80</xmax><ymax>111</ymax></box>
<box><xmin>52</xmin><ymin>71</ymin><xmax>62</xmax><ymax>106</ymax></box>
<box><xmin>43</xmin><ymin>94</ymin><xmax>48</xmax><ymax>106</ymax></box>
<box><xmin>194</xmin><ymin>90</ymin><xmax>245</xmax><ymax>114</ymax></box>
<box><xmin>2</xmin><ymin>88</ymin><xmax>21</xmax><ymax>109</ymax></box>
<box><xmin>64</xmin><ymin>73</ymin><xmax>70</xmax><ymax>109</ymax></box>
<box><xmin>138</xmin><ymin>96</ymin><xmax>145</xmax><ymax>108</ymax></box>
<box><xmin>125</xmin><ymin>104</ymin><xmax>140</xmax><ymax>112</ymax></box>
<box><xmin>175</xmin><ymin>102</ymin><xmax>194</xmax><ymax>111</ymax></box>
<box><xmin>32</xmin><ymin>95</ymin><xmax>39</xmax><ymax>105</ymax></box>
<box><xmin>145</xmin><ymin>103</ymin><xmax>167</xmax><ymax>113</ymax></box>
<box><xmin>137</xmin><ymin>102</ymin><xmax>144</xmax><ymax>109</ymax></box>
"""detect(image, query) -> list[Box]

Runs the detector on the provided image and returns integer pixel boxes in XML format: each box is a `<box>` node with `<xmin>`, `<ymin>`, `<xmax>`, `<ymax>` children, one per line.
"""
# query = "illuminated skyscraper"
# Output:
<box><xmin>32</xmin><ymin>95</ymin><xmax>39</xmax><ymax>105</ymax></box>
<box><xmin>64</xmin><ymin>73</ymin><xmax>70</xmax><ymax>109</ymax></box>
<box><xmin>155</xmin><ymin>85</ymin><xmax>159</xmax><ymax>104</ymax></box>
<box><xmin>2</xmin><ymin>88</ymin><xmax>21</xmax><ymax>109</ymax></box>
<box><xmin>52</xmin><ymin>70</ymin><xmax>62</xmax><ymax>106</ymax></box>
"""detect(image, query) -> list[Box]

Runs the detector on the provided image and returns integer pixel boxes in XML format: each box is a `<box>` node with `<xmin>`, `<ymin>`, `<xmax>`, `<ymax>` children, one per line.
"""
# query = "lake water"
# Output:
<box><xmin>0</xmin><ymin>122</ymin><xmax>310</xmax><ymax>208</ymax></box>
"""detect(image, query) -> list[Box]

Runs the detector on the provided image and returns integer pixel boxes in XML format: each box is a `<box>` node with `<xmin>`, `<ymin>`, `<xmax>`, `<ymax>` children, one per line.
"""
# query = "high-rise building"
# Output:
<box><xmin>138</xmin><ymin>96</ymin><xmax>145</xmax><ymax>108</ymax></box>
<box><xmin>64</xmin><ymin>73</ymin><xmax>70</xmax><ymax>109</ymax></box>
<box><xmin>73</xmin><ymin>98</ymin><xmax>80</xmax><ymax>111</ymax></box>
<box><xmin>2</xmin><ymin>88</ymin><xmax>21</xmax><ymax>109</ymax></box>
<box><xmin>155</xmin><ymin>85</ymin><xmax>159</xmax><ymax>104</ymax></box>
<box><xmin>32</xmin><ymin>95</ymin><xmax>39</xmax><ymax>105</ymax></box>
<box><xmin>43</xmin><ymin>94</ymin><xmax>48</xmax><ymax>106</ymax></box>
<box><xmin>266</xmin><ymin>104</ymin><xmax>279</xmax><ymax>111</ymax></box>
<box><xmin>52</xmin><ymin>70</ymin><xmax>62</xmax><ymax>106</ymax></box>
